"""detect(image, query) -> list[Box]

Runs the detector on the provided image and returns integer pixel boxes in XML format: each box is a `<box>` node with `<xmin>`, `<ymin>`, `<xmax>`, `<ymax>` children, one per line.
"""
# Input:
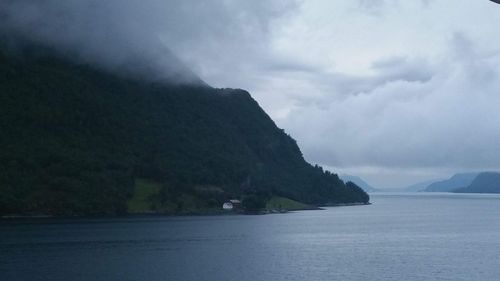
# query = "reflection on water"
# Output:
<box><xmin>2</xmin><ymin>193</ymin><xmax>500</xmax><ymax>281</ymax></box>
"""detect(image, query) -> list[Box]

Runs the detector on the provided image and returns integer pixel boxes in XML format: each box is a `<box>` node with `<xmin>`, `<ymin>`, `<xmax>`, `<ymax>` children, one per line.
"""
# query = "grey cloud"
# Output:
<box><xmin>281</xmin><ymin>32</ymin><xmax>500</xmax><ymax>175</ymax></box>
<box><xmin>358</xmin><ymin>0</ymin><xmax>388</xmax><ymax>11</ymax></box>
<box><xmin>263</xmin><ymin>60</ymin><xmax>324</xmax><ymax>74</ymax></box>
<box><xmin>357</xmin><ymin>0</ymin><xmax>433</xmax><ymax>15</ymax></box>
<box><xmin>370</xmin><ymin>56</ymin><xmax>434</xmax><ymax>83</ymax></box>
<box><xmin>282</xmin><ymin>55</ymin><xmax>434</xmax><ymax>109</ymax></box>
<box><xmin>0</xmin><ymin>0</ymin><xmax>202</xmax><ymax>83</ymax></box>
<box><xmin>0</xmin><ymin>0</ymin><xmax>297</xmax><ymax>85</ymax></box>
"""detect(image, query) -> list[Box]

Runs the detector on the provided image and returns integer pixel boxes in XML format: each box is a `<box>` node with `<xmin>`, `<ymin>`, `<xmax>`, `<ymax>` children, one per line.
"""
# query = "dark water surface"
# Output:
<box><xmin>2</xmin><ymin>193</ymin><xmax>500</xmax><ymax>281</ymax></box>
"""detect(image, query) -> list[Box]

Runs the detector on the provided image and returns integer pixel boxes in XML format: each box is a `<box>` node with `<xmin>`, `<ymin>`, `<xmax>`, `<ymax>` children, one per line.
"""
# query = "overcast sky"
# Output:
<box><xmin>3</xmin><ymin>0</ymin><xmax>500</xmax><ymax>188</ymax></box>
<box><xmin>186</xmin><ymin>0</ymin><xmax>500</xmax><ymax>188</ymax></box>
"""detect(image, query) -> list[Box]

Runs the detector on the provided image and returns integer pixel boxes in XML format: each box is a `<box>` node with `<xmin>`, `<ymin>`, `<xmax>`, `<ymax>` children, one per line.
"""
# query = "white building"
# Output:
<box><xmin>222</xmin><ymin>199</ymin><xmax>241</xmax><ymax>210</ymax></box>
<box><xmin>222</xmin><ymin>202</ymin><xmax>234</xmax><ymax>210</ymax></box>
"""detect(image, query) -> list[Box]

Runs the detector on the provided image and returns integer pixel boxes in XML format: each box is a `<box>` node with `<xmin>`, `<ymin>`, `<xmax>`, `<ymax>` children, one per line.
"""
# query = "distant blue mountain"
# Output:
<box><xmin>455</xmin><ymin>172</ymin><xmax>500</xmax><ymax>194</ymax></box>
<box><xmin>340</xmin><ymin>175</ymin><xmax>377</xmax><ymax>192</ymax></box>
<box><xmin>403</xmin><ymin>179</ymin><xmax>443</xmax><ymax>192</ymax></box>
<box><xmin>375</xmin><ymin>179</ymin><xmax>442</xmax><ymax>193</ymax></box>
<box><xmin>424</xmin><ymin>173</ymin><xmax>478</xmax><ymax>192</ymax></box>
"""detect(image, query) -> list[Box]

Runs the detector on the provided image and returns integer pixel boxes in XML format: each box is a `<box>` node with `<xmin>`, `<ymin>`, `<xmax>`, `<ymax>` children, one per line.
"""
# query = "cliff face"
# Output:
<box><xmin>0</xmin><ymin>49</ymin><xmax>368</xmax><ymax>216</ymax></box>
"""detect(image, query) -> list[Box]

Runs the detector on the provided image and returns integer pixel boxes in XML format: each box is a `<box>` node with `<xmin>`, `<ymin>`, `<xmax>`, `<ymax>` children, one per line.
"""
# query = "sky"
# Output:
<box><xmin>2</xmin><ymin>0</ymin><xmax>500</xmax><ymax>188</ymax></box>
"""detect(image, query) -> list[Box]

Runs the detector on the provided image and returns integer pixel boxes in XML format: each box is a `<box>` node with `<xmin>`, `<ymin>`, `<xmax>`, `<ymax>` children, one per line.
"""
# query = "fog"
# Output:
<box><xmin>0</xmin><ymin>0</ymin><xmax>294</xmax><ymax>84</ymax></box>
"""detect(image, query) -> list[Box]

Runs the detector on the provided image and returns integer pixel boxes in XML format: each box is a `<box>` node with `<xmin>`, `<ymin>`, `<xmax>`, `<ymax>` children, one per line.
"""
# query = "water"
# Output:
<box><xmin>2</xmin><ymin>193</ymin><xmax>500</xmax><ymax>281</ymax></box>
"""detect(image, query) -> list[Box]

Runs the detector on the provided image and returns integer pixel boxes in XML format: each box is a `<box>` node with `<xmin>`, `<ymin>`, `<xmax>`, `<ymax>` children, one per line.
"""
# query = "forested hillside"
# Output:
<box><xmin>0</xmin><ymin>47</ymin><xmax>368</xmax><ymax>216</ymax></box>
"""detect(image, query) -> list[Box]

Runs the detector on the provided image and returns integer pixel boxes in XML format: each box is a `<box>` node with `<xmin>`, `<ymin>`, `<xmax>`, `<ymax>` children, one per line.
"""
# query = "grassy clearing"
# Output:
<box><xmin>126</xmin><ymin>180</ymin><xmax>222</xmax><ymax>215</ymax></box>
<box><xmin>127</xmin><ymin>178</ymin><xmax>162</xmax><ymax>213</ymax></box>
<box><xmin>265</xmin><ymin>196</ymin><xmax>313</xmax><ymax>211</ymax></box>
<box><xmin>127</xmin><ymin>181</ymin><xmax>315</xmax><ymax>215</ymax></box>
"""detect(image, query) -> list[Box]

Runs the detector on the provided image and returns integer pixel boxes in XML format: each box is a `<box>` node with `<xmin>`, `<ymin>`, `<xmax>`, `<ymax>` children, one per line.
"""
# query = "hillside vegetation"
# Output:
<box><xmin>0</xmin><ymin>47</ymin><xmax>369</xmax><ymax>216</ymax></box>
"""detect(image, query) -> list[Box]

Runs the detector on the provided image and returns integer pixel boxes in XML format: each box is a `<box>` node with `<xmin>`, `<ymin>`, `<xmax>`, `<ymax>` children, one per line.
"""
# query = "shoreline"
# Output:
<box><xmin>321</xmin><ymin>202</ymin><xmax>371</xmax><ymax>207</ymax></box>
<box><xmin>1</xmin><ymin>202</ymin><xmax>371</xmax><ymax>220</ymax></box>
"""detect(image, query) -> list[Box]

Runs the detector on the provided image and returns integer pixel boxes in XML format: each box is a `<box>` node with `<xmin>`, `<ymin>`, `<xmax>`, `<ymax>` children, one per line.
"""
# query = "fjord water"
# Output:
<box><xmin>2</xmin><ymin>193</ymin><xmax>500</xmax><ymax>281</ymax></box>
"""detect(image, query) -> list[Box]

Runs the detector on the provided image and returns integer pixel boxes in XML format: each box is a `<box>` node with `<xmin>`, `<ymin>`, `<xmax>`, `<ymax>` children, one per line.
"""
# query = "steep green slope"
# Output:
<box><xmin>0</xmin><ymin>49</ymin><xmax>368</xmax><ymax>216</ymax></box>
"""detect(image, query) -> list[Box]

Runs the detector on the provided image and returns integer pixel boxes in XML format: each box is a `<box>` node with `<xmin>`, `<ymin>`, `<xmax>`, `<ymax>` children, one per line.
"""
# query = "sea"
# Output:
<box><xmin>1</xmin><ymin>192</ymin><xmax>500</xmax><ymax>281</ymax></box>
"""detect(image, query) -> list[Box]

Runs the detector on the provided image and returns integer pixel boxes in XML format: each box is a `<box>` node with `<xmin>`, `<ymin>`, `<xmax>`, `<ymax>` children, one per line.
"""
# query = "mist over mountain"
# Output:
<box><xmin>424</xmin><ymin>173</ymin><xmax>478</xmax><ymax>192</ymax></box>
<box><xmin>402</xmin><ymin>179</ymin><xmax>442</xmax><ymax>192</ymax></box>
<box><xmin>455</xmin><ymin>172</ymin><xmax>500</xmax><ymax>194</ymax></box>
<box><xmin>375</xmin><ymin>179</ymin><xmax>442</xmax><ymax>193</ymax></box>
<box><xmin>0</xmin><ymin>0</ymin><xmax>289</xmax><ymax>85</ymax></box>
<box><xmin>340</xmin><ymin>175</ymin><xmax>377</xmax><ymax>192</ymax></box>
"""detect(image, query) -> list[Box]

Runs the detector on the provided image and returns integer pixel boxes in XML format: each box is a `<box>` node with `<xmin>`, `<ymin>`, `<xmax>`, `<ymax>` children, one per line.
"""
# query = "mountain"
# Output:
<box><xmin>455</xmin><ymin>172</ymin><xmax>500</xmax><ymax>193</ymax></box>
<box><xmin>340</xmin><ymin>175</ymin><xmax>377</xmax><ymax>192</ymax></box>
<box><xmin>402</xmin><ymin>179</ymin><xmax>443</xmax><ymax>192</ymax></box>
<box><xmin>424</xmin><ymin>173</ymin><xmax>478</xmax><ymax>192</ymax></box>
<box><xmin>0</xmin><ymin>46</ymin><xmax>368</xmax><ymax>216</ymax></box>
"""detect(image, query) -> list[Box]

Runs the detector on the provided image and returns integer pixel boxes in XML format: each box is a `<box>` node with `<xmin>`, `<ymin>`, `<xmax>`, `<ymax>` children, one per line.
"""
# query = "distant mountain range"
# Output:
<box><xmin>455</xmin><ymin>172</ymin><xmax>500</xmax><ymax>194</ymax></box>
<box><xmin>340</xmin><ymin>175</ymin><xmax>440</xmax><ymax>193</ymax></box>
<box><xmin>396</xmin><ymin>179</ymin><xmax>444</xmax><ymax>192</ymax></box>
<box><xmin>340</xmin><ymin>175</ymin><xmax>377</xmax><ymax>192</ymax></box>
<box><xmin>423</xmin><ymin>173</ymin><xmax>479</xmax><ymax>192</ymax></box>
<box><xmin>340</xmin><ymin>171</ymin><xmax>500</xmax><ymax>194</ymax></box>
